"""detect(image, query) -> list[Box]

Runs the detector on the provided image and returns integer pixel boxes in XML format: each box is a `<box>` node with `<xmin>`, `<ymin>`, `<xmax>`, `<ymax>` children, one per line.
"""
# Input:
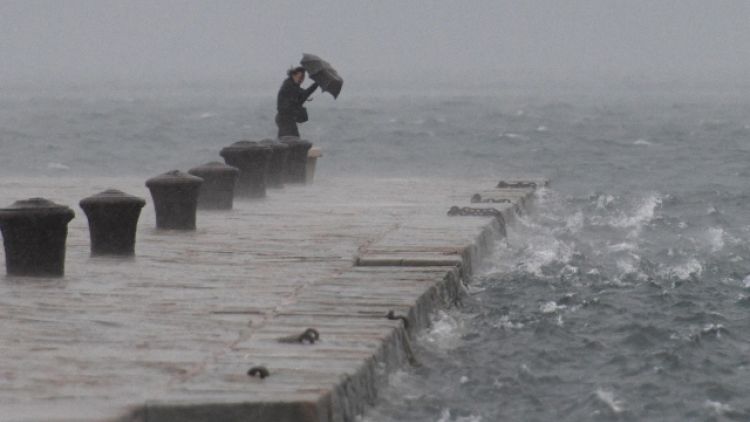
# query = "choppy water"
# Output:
<box><xmin>364</xmin><ymin>188</ymin><xmax>750</xmax><ymax>421</ymax></box>
<box><xmin>2</xmin><ymin>83</ymin><xmax>750</xmax><ymax>421</ymax></box>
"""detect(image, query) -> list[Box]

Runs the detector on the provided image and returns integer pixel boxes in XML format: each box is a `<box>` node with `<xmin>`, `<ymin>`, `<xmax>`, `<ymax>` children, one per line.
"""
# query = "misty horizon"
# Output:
<box><xmin>2</xmin><ymin>1</ymin><xmax>750</xmax><ymax>91</ymax></box>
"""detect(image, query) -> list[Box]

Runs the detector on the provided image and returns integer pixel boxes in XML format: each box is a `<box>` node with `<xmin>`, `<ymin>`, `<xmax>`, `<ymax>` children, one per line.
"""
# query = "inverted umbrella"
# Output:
<box><xmin>300</xmin><ymin>53</ymin><xmax>343</xmax><ymax>99</ymax></box>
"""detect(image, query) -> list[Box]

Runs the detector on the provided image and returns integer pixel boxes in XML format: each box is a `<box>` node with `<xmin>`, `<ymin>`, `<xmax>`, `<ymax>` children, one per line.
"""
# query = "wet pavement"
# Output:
<box><xmin>0</xmin><ymin>176</ymin><xmax>535</xmax><ymax>421</ymax></box>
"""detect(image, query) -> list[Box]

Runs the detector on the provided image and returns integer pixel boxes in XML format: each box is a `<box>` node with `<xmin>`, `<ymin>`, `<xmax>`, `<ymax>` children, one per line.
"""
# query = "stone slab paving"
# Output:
<box><xmin>0</xmin><ymin>175</ymin><xmax>541</xmax><ymax>422</ymax></box>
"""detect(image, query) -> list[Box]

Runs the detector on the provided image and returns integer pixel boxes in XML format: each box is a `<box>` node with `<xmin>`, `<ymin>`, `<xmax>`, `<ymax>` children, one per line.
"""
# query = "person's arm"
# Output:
<box><xmin>301</xmin><ymin>82</ymin><xmax>319</xmax><ymax>102</ymax></box>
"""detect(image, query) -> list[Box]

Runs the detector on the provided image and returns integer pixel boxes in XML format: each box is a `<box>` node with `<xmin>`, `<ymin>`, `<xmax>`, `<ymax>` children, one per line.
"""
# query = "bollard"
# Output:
<box><xmin>306</xmin><ymin>147</ymin><xmax>322</xmax><ymax>184</ymax></box>
<box><xmin>219</xmin><ymin>140</ymin><xmax>273</xmax><ymax>198</ymax></box>
<box><xmin>188</xmin><ymin>162</ymin><xmax>240</xmax><ymax>210</ymax></box>
<box><xmin>259</xmin><ymin>139</ymin><xmax>289</xmax><ymax>189</ymax></box>
<box><xmin>0</xmin><ymin>198</ymin><xmax>75</xmax><ymax>277</ymax></box>
<box><xmin>279</xmin><ymin>136</ymin><xmax>313</xmax><ymax>184</ymax></box>
<box><xmin>145</xmin><ymin>170</ymin><xmax>203</xmax><ymax>230</ymax></box>
<box><xmin>79</xmin><ymin>189</ymin><xmax>146</xmax><ymax>256</ymax></box>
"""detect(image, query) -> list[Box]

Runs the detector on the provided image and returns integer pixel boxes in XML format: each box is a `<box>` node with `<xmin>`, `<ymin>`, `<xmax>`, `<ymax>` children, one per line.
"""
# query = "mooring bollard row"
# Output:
<box><xmin>145</xmin><ymin>170</ymin><xmax>203</xmax><ymax>230</ymax></box>
<box><xmin>220</xmin><ymin>140</ymin><xmax>273</xmax><ymax>198</ymax></box>
<box><xmin>188</xmin><ymin>162</ymin><xmax>240</xmax><ymax>210</ymax></box>
<box><xmin>79</xmin><ymin>189</ymin><xmax>146</xmax><ymax>256</ymax></box>
<box><xmin>0</xmin><ymin>198</ymin><xmax>75</xmax><ymax>277</ymax></box>
<box><xmin>259</xmin><ymin>139</ymin><xmax>290</xmax><ymax>189</ymax></box>
<box><xmin>278</xmin><ymin>136</ymin><xmax>313</xmax><ymax>184</ymax></box>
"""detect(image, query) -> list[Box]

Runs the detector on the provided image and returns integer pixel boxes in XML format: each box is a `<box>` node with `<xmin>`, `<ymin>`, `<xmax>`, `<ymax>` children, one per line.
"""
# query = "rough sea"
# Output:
<box><xmin>2</xmin><ymin>82</ymin><xmax>750</xmax><ymax>421</ymax></box>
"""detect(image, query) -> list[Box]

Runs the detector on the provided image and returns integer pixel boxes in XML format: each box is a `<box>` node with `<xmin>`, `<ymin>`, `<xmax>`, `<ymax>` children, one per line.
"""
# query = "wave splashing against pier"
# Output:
<box><xmin>366</xmin><ymin>185</ymin><xmax>750</xmax><ymax>421</ymax></box>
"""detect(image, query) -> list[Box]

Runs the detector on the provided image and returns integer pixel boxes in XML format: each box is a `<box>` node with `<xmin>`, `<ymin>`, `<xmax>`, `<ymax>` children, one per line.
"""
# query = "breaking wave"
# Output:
<box><xmin>366</xmin><ymin>184</ymin><xmax>750</xmax><ymax>421</ymax></box>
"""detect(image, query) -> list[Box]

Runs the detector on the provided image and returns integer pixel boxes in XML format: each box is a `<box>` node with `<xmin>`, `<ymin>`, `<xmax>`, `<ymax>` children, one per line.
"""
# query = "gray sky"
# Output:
<box><xmin>2</xmin><ymin>0</ymin><xmax>750</xmax><ymax>87</ymax></box>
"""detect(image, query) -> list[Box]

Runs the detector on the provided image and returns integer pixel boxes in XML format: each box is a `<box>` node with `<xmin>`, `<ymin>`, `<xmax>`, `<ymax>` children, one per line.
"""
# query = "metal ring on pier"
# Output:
<box><xmin>247</xmin><ymin>366</ymin><xmax>270</xmax><ymax>379</ymax></box>
<box><xmin>298</xmin><ymin>328</ymin><xmax>320</xmax><ymax>344</ymax></box>
<box><xmin>471</xmin><ymin>193</ymin><xmax>512</xmax><ymax>204</ymax></box>
<box><xmin>496</xmin><ymin>181</ymin><xmax>537</xmax><ymax>189</ymax></box>
<box><xmin>386</xmin><ymin>310</ymin><xmax>409</xmax><ymax>329</ymax></box>
<box><xmin>447</xmin><ymin>206</ymin><xmax>502</xmax><ymax>218</ymax></box>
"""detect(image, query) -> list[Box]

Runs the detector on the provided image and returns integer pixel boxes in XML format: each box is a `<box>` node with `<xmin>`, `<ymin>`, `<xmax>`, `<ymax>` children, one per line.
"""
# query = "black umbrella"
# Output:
<box><xmin>300</xmin><ymin>53</ymin><xmax>343</xmax><ymax>99</ymax></box>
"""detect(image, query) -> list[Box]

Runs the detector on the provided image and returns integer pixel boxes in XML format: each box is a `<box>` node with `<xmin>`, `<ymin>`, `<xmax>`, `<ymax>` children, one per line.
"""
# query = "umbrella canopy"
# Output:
<box><xmin>300</xmin><ymin>53</ymin><xmax>343</xmax><ymax>99</ymax></box>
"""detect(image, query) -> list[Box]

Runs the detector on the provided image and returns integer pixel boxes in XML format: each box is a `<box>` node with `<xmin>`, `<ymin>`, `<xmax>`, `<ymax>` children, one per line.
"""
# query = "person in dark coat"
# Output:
<box><xmin>276</xmin><ymin>66</ymin><xmax>318</xmax><ymax>138</ymax></box>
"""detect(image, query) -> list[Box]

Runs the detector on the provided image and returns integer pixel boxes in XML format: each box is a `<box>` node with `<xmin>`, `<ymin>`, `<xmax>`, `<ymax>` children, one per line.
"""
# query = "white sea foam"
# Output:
<box><xmin>383</xmin><ymin>369</ymin><xmax>410</xmax><ymax>389</ymax></box>
<box><xmin>615</xmin><ymin>255</ymin><xmax>639</xmax><ymax>274</ymax></box>
<box><xmin>705</xmin><ymin>227</ymin><xmax>725</xmax><ymax>252</ymax></box>
<box><xmin>46</xmin><ymin>162</ymin><xmax>70</xmax><ymax>171</ymax></box>
<box><xmin>540</xmin><ymin>301</ymin><xmax>565</xmax><ymax>314</ymax></box>
<box><xmin>436</xmin><ymin>409</ymin><xmax>483</xmax><ymax>422</ymax></box>
<box><xmin>518</xmin><ymin>238</ymin><xmax>575</xmax><ymax>277</ymax></box>
<box><xmin>704</xmin><ymin>399</ymin><xmax>733</xmax><ymax>415</ymax></box>
<box><xmin>701</xmin><ymin>323</ymin><xmax>725</xmax><ymax>339</ymax></box>
<box><xmin>596</xmin><ymin>194</ymin><xmax>615</xmax><ymax>209</ymax></box>
<box><xmin>661</xmin><ymin>257</ymin><xmax>703</xmax><ymax>280</ymax></box>
<box><xmin>595</xmin><ymin>389</ymin><xmax>625</xmax><ymax>413</ymax></box>
<box><xmin>565</xmin><ymin>211</ymin><xmax>584</xmax><ymax>232</ymax></box>
<box><xmin>481</xmin><ymin>192</ymin><xmax>579</xmax><ymax>278</ymax></box>
<box><xmin>633</xmin><ymin>138</ymin><xmax>652</xmax><ymax>145</ymax></box>
<box><xmin>421</xmin><ymin>311</ymin><xmax>463</xmax><ymax>349</ymax></box>
<box><xmin>608</xmin><ymin>242</ymin><xmax>637</xmax><ymax>252</ymax></box>
<box><xmin>492</xmin><ymin>315</ymin><xmax>524</xmax><ymax>330</ymax></box>
<box><xmin>610</xmin><ymin>193</ymin><xmax>661</xmax><ymax>230</ymax></box>
<box><xmin>437</xmin><ymin>410</ymin><xmax>452</xmax><ymax>422</ymax></box>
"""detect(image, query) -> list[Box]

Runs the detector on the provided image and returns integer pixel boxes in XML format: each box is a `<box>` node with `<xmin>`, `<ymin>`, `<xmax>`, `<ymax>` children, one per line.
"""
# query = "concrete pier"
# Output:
<box><xmin>0</xmin><ymin>176</ymin><xmax>543</xmax><ymax>422</ymax></box>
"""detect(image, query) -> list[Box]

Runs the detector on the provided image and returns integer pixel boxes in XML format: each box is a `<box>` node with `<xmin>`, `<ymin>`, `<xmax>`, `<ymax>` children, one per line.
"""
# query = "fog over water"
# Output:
<box><xmin>3</xmin><ymin>2</ymin><xmax>750</xmax><ymax>421</ymax></box>
<box><xmin>2</xmin><ymin>1</ymin><xmax>750</xmax><ymax>88</ymax></box>
<box><xmin>2</xmin><ymin>1</ymin><xmax>750</xmax><ymax>179</ymax></box>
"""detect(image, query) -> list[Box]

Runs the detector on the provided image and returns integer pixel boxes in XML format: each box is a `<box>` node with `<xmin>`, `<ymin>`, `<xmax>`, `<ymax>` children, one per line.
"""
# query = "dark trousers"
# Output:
<box><xmin>275</xmin><ymin>114</ymin><xmax>299</xmax><ymax>138</ymax></box>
